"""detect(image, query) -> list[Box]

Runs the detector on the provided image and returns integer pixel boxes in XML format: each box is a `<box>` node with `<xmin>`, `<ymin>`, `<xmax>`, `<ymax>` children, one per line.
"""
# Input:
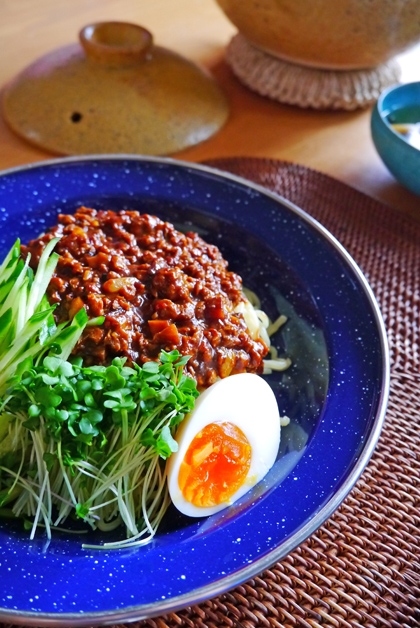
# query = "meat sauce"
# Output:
<box><xmin>23</xmin><ymin>207</ymin><xmax>268</xmax><ymax>389</ymax></box>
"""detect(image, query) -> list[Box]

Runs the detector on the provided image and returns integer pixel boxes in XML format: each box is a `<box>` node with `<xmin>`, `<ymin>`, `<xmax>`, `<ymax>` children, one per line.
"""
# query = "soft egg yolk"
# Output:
<box><xmin>177</xmin><ymin>421</ymin><xmax>251</xmax><ymax>507</ymax></box>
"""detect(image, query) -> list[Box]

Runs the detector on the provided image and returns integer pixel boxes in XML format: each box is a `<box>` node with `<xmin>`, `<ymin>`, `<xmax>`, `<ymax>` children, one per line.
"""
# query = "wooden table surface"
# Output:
<box><xmin>1</xmin><ymin>0</ymin><xmax>420</xmax><ymax>221</ymax></box>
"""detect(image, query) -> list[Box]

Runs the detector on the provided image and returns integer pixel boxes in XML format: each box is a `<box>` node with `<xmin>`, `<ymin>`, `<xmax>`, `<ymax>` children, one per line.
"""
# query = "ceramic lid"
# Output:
<box><xmin>1</xmin><ymin>22</ymin><xmax>229</xmax><ymax>156</ymax></box>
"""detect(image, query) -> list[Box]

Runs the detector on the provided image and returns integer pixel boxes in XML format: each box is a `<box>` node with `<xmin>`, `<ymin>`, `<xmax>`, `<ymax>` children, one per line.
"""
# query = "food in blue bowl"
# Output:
<box><xmin>0</xmin><ymin>156</ymin><xmax>389</xmax><ymax>626</ymax></box>
<box><xmin>371</xmin><ymin>81</ymin><xmax>420</xmax><ymax>196</ymax></box>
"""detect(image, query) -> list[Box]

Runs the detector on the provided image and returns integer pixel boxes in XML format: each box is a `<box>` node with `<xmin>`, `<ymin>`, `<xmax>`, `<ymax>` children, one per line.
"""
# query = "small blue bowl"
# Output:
<box><xmin>371</xmin><ymin>81</ymin><xmax>420</xmax><ymax>196</ymax></box>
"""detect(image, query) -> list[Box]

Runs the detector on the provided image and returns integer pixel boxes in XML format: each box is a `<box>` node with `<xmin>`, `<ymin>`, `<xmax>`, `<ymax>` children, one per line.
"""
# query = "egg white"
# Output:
<box><xmin>166</xmin><ymin>372</ymin><xmax>281</xmax><ymax>517</ymax></box>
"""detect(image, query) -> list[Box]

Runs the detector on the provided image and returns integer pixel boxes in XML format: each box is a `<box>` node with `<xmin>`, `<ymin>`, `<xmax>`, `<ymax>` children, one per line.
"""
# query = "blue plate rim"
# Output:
<box><xmin>0</xmin><ymin>154</ymin><xmax>390</xmax><ymax>626</ymax></box>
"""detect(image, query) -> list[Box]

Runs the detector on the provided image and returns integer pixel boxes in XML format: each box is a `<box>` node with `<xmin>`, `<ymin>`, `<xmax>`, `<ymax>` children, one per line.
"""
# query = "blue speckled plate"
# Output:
<box><xmin>0</xmin><ymin>156</ymin><xmax>389</xmax><ymax>626</ymax></box>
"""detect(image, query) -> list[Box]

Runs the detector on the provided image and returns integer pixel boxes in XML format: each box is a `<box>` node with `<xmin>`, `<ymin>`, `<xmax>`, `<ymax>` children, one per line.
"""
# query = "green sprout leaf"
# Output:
<box><xmin>0</xmin><ymin>227</ymin><xmax>199</xmax><ymax>550</ymax></box>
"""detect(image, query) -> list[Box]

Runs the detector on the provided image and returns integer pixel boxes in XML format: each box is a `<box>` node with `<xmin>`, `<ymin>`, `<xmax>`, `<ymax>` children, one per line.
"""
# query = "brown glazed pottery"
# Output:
<box><xmin>215</xmin><ymin>0</ymin><xmax>420</xmax><ymax>69</ymax></box>
<box><xmin>2</xmin><ymin>22</ymin><xmax>229</xmax><ymax>156</ymax></box>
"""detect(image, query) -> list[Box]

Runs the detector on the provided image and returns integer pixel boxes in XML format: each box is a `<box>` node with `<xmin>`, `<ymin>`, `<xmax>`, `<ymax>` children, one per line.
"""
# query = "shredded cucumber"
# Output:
<box><xmin>0</xmin><ymin>239</ymin><xmax>90</xmax><ymax>396</ymax></box>
<box><xmin>0</xmin><ymin>240</ymin><xmax>198</xmax><ymax>549</ymax></box>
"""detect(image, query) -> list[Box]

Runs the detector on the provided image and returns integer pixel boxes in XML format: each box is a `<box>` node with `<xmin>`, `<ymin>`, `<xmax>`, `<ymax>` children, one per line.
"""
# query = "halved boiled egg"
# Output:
<box><xmin>166</xmin><ymin>373</ymin><xmax>282</xmax><ymax>517</ymax></box>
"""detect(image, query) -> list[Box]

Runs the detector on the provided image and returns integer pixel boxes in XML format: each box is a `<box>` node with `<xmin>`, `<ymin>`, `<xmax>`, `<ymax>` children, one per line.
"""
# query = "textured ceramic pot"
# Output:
<box><xmin>215</xmin><ymin>0</ymin><xmax>420</xmax><ymax>69</ymax></box>
<box><xmin>2</xmin><ymin>22</ymin><xmax>229</xmax><ymax>156</ymax></box>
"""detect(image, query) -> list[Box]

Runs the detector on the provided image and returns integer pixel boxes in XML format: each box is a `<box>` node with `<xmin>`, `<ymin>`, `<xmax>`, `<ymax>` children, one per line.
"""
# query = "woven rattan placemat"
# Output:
<box><xmin>3</xmin><ymin>158</ymin><xmax>420</xmax><ymax>628</ymax></box>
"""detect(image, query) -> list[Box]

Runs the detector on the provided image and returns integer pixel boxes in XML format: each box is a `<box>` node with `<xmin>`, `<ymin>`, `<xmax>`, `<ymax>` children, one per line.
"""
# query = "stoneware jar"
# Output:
<box><xmin>216</xmin><ymin>0</ymin><xmax>420</xmax><ymax>69</ymax></box>
<box><xmin>215</xmin><ymin>0</ymin><xmax>420</xmax><ymax>109</ymax></box>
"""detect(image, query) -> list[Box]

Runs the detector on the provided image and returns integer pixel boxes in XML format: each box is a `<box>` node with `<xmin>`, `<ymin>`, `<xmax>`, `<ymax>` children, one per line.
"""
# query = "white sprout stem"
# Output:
<box><xmin>30</xmin><ymin>472</ymin><xmax>51</xmax><ymax>540</ymax></box>
<box><xmin>56</xmin><ymin>441</ymin><xmax>78</xmax><ymax>507</ymax></box>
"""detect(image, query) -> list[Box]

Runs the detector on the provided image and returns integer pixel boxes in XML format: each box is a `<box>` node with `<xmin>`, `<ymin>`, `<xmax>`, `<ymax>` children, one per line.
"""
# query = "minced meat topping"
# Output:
<box><xmin>22</xmin><ymin>207</ymin><xmax>268</xmax><ymax>389</ymax></box>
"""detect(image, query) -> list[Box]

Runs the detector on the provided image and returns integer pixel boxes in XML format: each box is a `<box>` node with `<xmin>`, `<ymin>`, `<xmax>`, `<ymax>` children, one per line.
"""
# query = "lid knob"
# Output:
<box><xmin>79</xmin><ymin>22</ymin><xmax>153</xmax><ymax>66</ymax></box>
